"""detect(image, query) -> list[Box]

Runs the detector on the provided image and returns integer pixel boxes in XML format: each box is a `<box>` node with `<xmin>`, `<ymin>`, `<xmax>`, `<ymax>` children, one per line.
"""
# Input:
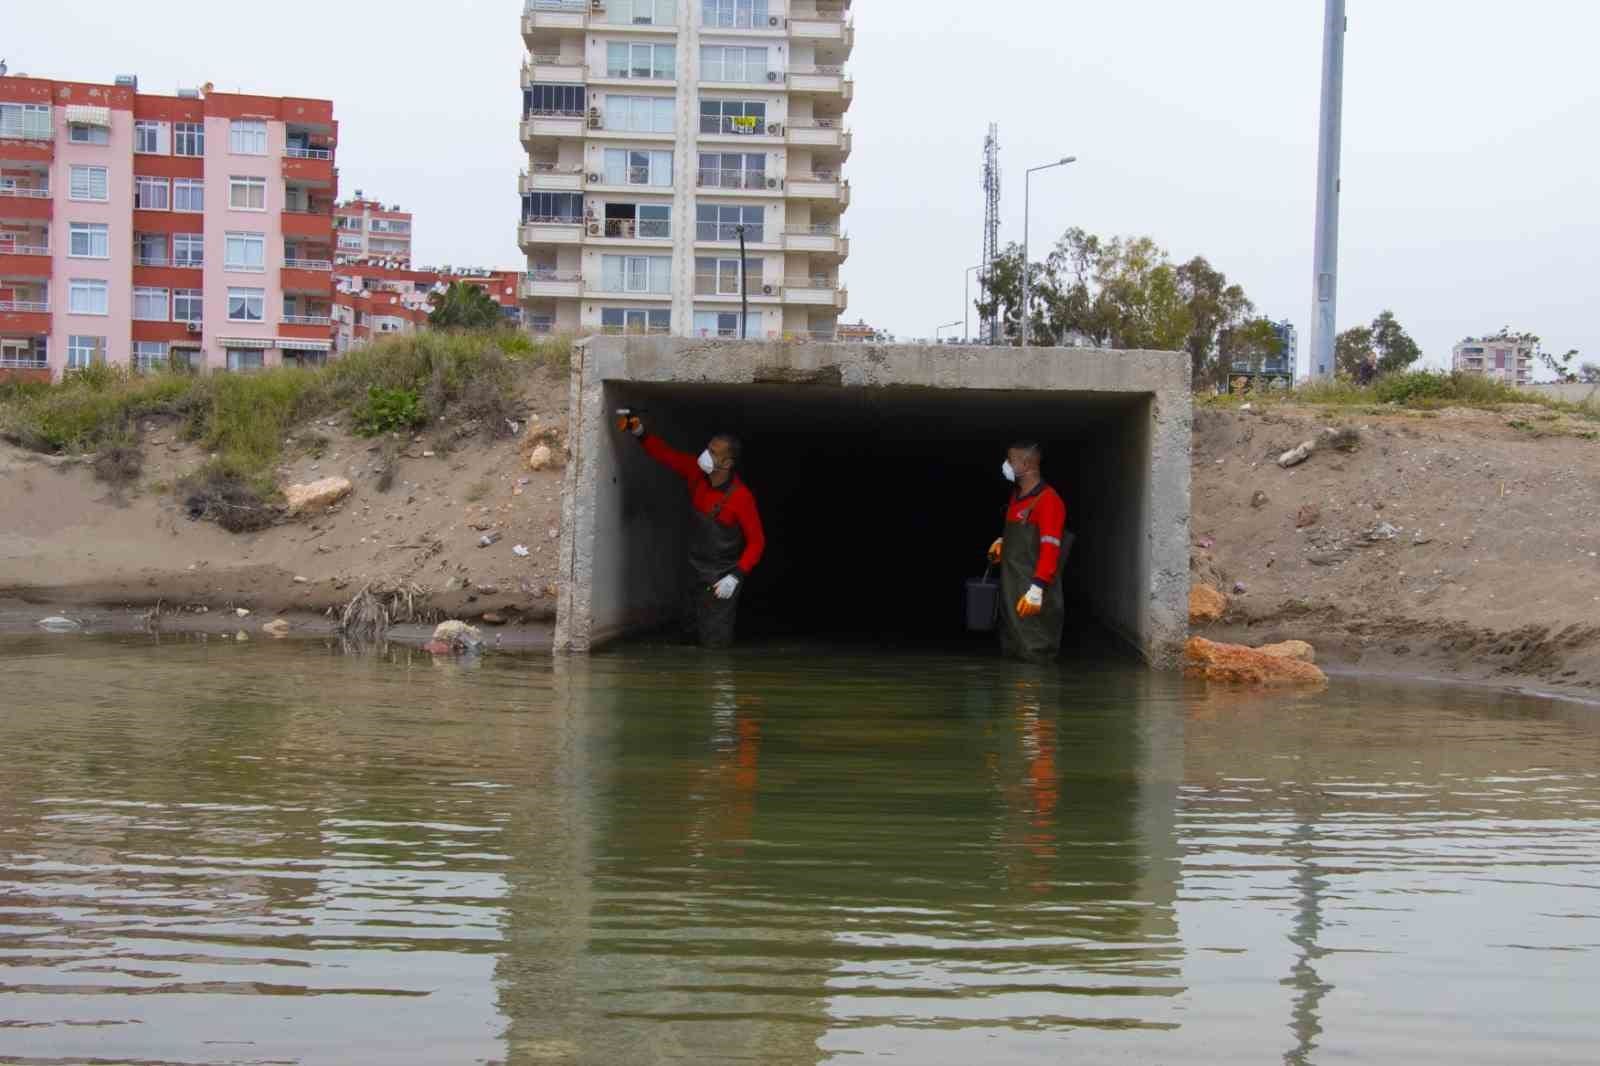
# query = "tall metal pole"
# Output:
<box><xmin>1309</xmin><ymin>0</ymin><xmax>1346</xmax><ymax>380</ymax></box>
<box><xmin>736</xmin><ymin>224</ymin><xmax>749</xmax><ymax>340</ymax></box>
<box><xmin>1021</xmin><ymin>157</ymin><xmax>1075</xmax><ymax>349</ymax></box>
<box><xmin>964</xmin><ymin>265</ymin><xmax>980</xmax><ymax>343</ymax></box>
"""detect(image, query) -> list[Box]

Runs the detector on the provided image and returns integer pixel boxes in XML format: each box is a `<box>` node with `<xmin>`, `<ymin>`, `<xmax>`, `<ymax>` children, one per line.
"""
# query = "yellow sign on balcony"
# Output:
<box><xmin>731</xmin><ymin>116</ymin><xmax>760</xmax><ymax>131</ymax></box>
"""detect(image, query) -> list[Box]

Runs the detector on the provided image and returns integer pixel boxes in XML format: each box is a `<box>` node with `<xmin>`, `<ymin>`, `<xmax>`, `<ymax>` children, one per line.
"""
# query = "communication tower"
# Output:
<box><xmin>980</xmin><ymin>124</ymin><xmax>1001</xmax><ymax>344</ymax></box>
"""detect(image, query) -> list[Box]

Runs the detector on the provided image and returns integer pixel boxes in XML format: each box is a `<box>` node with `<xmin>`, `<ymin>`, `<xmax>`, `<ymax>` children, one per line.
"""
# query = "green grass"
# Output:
<box><xmin>0</xmin><ymin>329</ymin><xmax>571</xmax><ymax>498</ymax></box>
<box><xmin>1203</xmin><ymin>370</ymin><xmax>1600</xmax><ymax>420</ymax></box>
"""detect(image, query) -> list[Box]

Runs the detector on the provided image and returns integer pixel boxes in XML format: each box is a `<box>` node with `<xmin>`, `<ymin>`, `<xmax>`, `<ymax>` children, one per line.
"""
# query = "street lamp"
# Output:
<box><xmin>935</xmin><ymin>320</ymin><xmax>962</xmax><ymax>344</ymax></box>
<box><xmin>964</xmin><ymin>264</ymin><xmax>981</xmax><ymax>343</ymax></box>
<box><xmin>1021</xmin><ymin>155</ymin><xmax>1076</xmax><ymax>349</ymax></box>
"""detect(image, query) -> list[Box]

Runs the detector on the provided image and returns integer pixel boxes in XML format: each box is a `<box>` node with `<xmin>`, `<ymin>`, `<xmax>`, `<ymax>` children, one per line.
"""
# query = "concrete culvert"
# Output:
<box><xmin>557</xmin><ymin>338</ymin><xmax>1192</xmax><ymax>667</ymax></box>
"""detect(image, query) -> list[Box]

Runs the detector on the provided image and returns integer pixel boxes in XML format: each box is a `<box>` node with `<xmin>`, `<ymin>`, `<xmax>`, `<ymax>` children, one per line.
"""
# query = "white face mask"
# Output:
<box><xmin>698</xmin><ymin>449</ymin><xmax>716</xmax><ymax>475</ymax></box>
<box><xmin>1002</xmin><ymin>460</ymin><xmax>1017</xmax><ymax>483</ymax></box>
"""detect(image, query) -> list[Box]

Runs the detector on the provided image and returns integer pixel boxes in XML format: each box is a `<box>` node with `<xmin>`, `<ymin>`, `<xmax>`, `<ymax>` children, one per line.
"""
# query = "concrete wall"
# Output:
<box><xmin>557</xmin><ymin>337</ymin><xmax>1192</xmax><ymax>666</ymax></box>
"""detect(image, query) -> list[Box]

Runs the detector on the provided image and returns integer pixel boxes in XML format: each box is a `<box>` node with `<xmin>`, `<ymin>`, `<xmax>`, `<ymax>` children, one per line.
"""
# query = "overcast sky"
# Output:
<box><xmin>13</xmin><ymin>1</ymin><xmax>1597</xmax><ymax>375</ymax></box>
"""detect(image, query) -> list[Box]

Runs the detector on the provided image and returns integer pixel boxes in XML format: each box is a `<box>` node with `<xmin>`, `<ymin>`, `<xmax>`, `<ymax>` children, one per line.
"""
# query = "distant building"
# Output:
<box><xmin>1</xmin><ymin>72</ymin><xmax>338</xmax><ymax>380</ymax></box>
<box><xmin>837</xmin><ymin>318</ymin><xmax>882</xmax><ymax>343</ymax></box>
<box><xmin>335</xmin><ymin>195</ymin><xmax>412</xmax><ymax>266</ymax></box>
<box><xmin>1226</xmin><ymin>318</ymin><xmax>1297</xmax><ymax>389</ymax></box>
<box><xmin>331</xmin><ymin>260</ymin><xmax>521</xmax><ymax>352</ymax></box>
<box><xmin>1453</xmin><ymin>334</ymin><xmax>1533</xmax><ymax>386</ymax></box>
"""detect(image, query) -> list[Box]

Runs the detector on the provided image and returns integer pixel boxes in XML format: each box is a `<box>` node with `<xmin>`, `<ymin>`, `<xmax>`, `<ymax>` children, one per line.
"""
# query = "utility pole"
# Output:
<box><xmin>735</xmin><ymin>224</ymin><xmax>748</xmax><ymax>340</ymax></box>
<box><xmin>1021</xmin><ymin>157</ymin><xmax>1075</xmax><ymax>349</ymax></box>
<box><xmin>1309</xmin><ymin>0</ymin><xmax>1347</xmax><ymax>380</ymax></box>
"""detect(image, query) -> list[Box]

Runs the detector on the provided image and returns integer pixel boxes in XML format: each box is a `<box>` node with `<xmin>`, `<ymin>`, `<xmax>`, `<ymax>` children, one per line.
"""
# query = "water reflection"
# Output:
<box><xmin>0</xmin><ymin>638</ymin><xmax>1597</xmax><ymax>1064</ymax></box>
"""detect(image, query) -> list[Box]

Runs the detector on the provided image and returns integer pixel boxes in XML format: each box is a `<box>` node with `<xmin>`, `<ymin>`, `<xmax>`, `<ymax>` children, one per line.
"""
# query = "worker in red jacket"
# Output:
<box><xmin>986</xmin><ymin>441</ymin><xmax>1071</xmax><ymax>663</ymax></box>
<box><xmin>618</xmin><ymin>414</ymin><xmax>765</xmax><ymax>648</ymax></box>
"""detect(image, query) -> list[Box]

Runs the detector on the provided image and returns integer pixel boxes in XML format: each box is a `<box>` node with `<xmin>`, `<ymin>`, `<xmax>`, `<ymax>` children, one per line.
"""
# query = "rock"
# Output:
<box><xmin>235</xmin><ymin>607</ymin><xmax>251</xmax><ymax>618</ymax></box>
<box><xmin>1250</xmin><ymin>490</ymin><xmax>1269</xmax><ymax>509</ymax></box>
<box><xmin>1232</xmin><ymin>581</ymin><xmax>1247</xmax><ymax>595</ymax></box>
<box><xmin>1318</xmin><ymin>425</ymin><xmax>1362</xmax><ymax>452</ymax></box>
<box><xmin>423</xmin><ymin>639</ymin><xmax>453</xmax><ymax>655</ymax></box>
<box><xmin>481</xmin><ymin>612</ymin><xmax>505</xmax><ymax>625</ymax></box>
<box><xmin>475</xmin><ymin>584</ymin><xmax>499</xmax><ymax>595</ymax></box>
<box><xmin>262</xmin><ymin>618</ymin><xmax>292</xmax><ymax>638</ymax></box>
<box><xmin>36</xmin><ymin>616</ymin><xmax>81</xmax><ymax>631</ymax></box>
<box><xmin>1369</xmin><ymin>521</ymin><xmax>1399</xmax><ymax>541</ymax></box>
<box><xmin>285</xmin><ymin>476</ymin><xmax>353</xmax><ymax>516</ymax></box>
<box><xmin>1189</xmin><ymin>584</ymin><xmax>1228</xmax><ymax>625</ymax></box>
<box><xmin>235</xmin><ymin>630</ymin><xmax>250</xmax><ymax>642</ymax></box>
<box><xmin>1278</xmin><ymin>441</ymin><xmax>1315</xmax><ymax>468</ymax></box>
<box><xmin>1258</xmin><ymin>639</ymin><xmax>1316</xmax><ymax>663</ymax></box>
<box><xmin>478</xmin><ymin>531</ymin><xmax>503</xmax><ymax>548</ymax></box>
<box><xmin>292</xmin><ymin>575</ymin><xmax>309</xmax><ymax>584</ymax></box>
<box><xmin>513</xmin><ymin>544</ymin><xmax>530</xmax><ymax>557</ymax></box>
<box><xmin>431</xmin><ymin>619</ymin><xmax>484</xmax><ymax>652</ymax></box>
<box><xmin>1295</xmin><ymin>504</ymin><xmax>1321</xmax><ymax>529</ymax></box>
<box><xmin>1307</xmin><ymin>551</ymin><xmax>1345</xmax><ymax>566</ymax></box>
<box><xmin>1184</xmin><ymin>637</ymin><xmax>1327</xmax><ymax>686</ymax></box>
<box><xmin>527</xmin><ymin>444</ymin><xmax>555</xmax><ymax>472</ymax></box>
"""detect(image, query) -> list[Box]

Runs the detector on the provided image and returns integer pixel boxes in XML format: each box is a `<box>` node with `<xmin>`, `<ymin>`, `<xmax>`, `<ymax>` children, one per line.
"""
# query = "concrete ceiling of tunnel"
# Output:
<box><xmin>619</xmin><ymin>383</ymin><xmax>1148</xmax><ymax>440</ymax></box>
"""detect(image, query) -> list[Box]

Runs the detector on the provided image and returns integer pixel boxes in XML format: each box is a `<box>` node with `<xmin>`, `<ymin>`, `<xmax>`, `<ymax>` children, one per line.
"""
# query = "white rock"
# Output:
<box><xmin>285</xmin><ymin>476</ymin><xmax>353</xmax><ymax>516</ymax></box>
<box><xmin>235</xmin><ymin>607</ymin><xmax>251</xmax><ymax>617</ymax></box>
<box><xmin>527</xmin><ymin>444</ymin><xmax>554</xmax><ymax>471</ymax></box>
<box><xmin>1277</xmin><ymin>441</ymin><xmax>1315</xmax><ymax>468</ymax></box>
<box><xmin>36</xmin><ymin>616</ymin><xmax>81</xmax><ymax>631</ymax></box>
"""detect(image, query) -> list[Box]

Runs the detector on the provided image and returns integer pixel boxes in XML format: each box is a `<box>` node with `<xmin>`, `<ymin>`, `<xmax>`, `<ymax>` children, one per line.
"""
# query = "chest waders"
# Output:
<box><xmin>686</xmin><ymin>479</ymin><xmax>745</xmax><ymax>648</ymax></box>
<box><xmin>999</xmin><ymin>503</ymin><xmax>1065</xmax><ymax>664</ymax></box>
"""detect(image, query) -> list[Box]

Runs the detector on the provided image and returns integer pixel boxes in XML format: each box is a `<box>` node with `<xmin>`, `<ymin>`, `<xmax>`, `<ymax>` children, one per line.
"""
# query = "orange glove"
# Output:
<box><xmin>987</xmin><ymin>538</ymin><xmax>1003</xmax><ymax>565</ymax></box>
<box><xmin>1016</xmin><ymin>585</ymin><xmax>1044</xmax><ymax>618</ymax></box>
<box><xmin>615</xmin><ymin>416</ymin><xmax>643</xmax><ymax>436</ymax></box>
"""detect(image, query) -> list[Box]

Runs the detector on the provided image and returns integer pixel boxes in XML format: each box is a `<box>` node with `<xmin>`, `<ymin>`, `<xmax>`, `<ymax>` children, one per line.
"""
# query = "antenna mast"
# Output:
<box><xmin>980</xmin><ymin>124</ymin><xmax>1001</xmax><ymax>345</ymax></box>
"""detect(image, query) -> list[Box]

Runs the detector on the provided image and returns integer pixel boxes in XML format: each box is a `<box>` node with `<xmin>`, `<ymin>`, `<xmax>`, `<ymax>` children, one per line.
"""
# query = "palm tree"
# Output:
<box><xmin>428</xmin><ymin>281</ymin><xmax>504</xmax><ymax>330</ymax></box>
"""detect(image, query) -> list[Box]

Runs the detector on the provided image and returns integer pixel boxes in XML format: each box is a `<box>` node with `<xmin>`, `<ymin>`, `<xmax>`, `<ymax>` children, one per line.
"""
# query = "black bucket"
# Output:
<box><xmin>964</xmin><ymin>574</ymin><xmax>1001</xmax><ymax>632</ymax></box>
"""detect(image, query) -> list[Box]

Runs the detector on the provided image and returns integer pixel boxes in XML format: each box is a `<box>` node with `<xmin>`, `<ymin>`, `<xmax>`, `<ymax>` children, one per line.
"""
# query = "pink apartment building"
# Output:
<box><xmin>334</xmin><ymin>194</ymin><xmax>413</xmax><ymax>266</ymax></box>
<box><xmin>0</xmin><ymin>73</ymin><xmax>337</xmax><ymax>382</ymax></box>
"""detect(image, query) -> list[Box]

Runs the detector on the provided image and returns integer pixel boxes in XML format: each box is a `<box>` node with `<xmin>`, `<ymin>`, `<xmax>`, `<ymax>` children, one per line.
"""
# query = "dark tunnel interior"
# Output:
<box><xmin>606</xmin><ymin>382</ymin><xmax>1154</xmax><ymax>657</ymax></box>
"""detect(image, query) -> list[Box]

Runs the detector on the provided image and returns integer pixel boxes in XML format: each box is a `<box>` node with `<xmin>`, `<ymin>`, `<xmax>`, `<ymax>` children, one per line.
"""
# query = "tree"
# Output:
<box><xmin>1334</xmin><ymin>325</ymin><xmax>1375</xmax><ymax>379</ymax></box>
<box><xmin>1493</xmin><ymin>328</ymin><xmax>1579</xmax><ymax>382</ymax></box>
<box><xmin>428</xmin><ymin>281</ymin><xmax>503</xmax><ymax>329</ymax></box>
<box><xmin>1369</xmin><ymin>310</ymin><xmax>1422</xmax><ymax>373</ymax></box>
<box><xmin>1218</xmin><ymin>318</ymin><xmax>1286</xmax><ymax>379</ymax></box>
<box><xmin>1092</xmin><ymin>236</ymin><xmax>1193</xmax><ymax>352</ymax></box>
<box><xmin>1175</xmin><ymin>256</ymin><xmax>1254</xmax><ymax>387</ymax></box>
<box><xmin>1580</xmin><ymin>362</ymin><xmax>1600</xmax><ymax>384</ymax></box>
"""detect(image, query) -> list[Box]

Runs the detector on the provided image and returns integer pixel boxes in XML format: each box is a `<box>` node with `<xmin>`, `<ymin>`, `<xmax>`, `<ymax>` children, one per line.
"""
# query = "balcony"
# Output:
<box><xmin>788</xmin><ymin>13</ymin><xmax>854</xmax><ymax>49</ymax></box>
<box><xmin>782</xmin><ymin>225</ymin><xmax>848</xmax><ymax>258</ymax></box>
<box><xmin>694</xmin><ymin>277</ymin><xmax>781</xmax><ymax>302</ymax></box>
<box><xmin>282</xmin><ymin>263</ymin><xmax>334</xmax><ymax>293</ymax></box>
<box><xmin>702</xmin><ymin>67</ymin><xmax>786</xmax><ymax>89</ymax></box>
<box><xmin>787</xmin><ymin>66</ymin><xmax>853</xmax><ymax>104</ymax></box>
<box><xmin>522</xmin><ymin>54</ymin><xmax>588</xmax><ymax>86</ymax></box>
<box><xmin>595</xmin><ymin>217</ymin><xmax>673</xmax><ymax>242</ymax></box>
<box><xmin>522</xmin><ymin>0</ymin><xmax>588</xmax><ymax>37</ymax></box>
<box><xmin>782</xmin><ymin>277</ymin><xmax>847</xmax><ymax>309</ymax></box>
<box><xmin>520</xmin><ymin>217</ymin><xmax>586</xmax><ymax>247</ymax></box>
<box><xmin>785</xmin><ymin>173</ymin><xmax>849</xmax><ymax>207</ymax></box>
<box><xmin>520</xmin><ymin>271</ymin><xmax>583</xmax><ymax>299</ymax></box>
<box><xmin>521</xmin><ymin>111</ymin><xmax>587</xmax><ymax>144</ymax></box>
<box><xmin>0</xmin><ymin>299</ymin><xmax>51</xmax><ymax>335</ymax></box>
<box><xmin>0</xmin><ymin>133</ymin><xmax>54</xmax><ymax>163</ymax></box>
<box><xmin>281</xmin><ymin>315</ymin><xmax>334</xmax><ymax>340</ymax></box>
<box><xmin>696</xmin><ymin>168</ymin><xmax>782</xmax><ymax>195</ymax></box>
<box><xmin>0</xmin><ymin>244</ymin><xmax>51</xmax><ymax>277</ymax></box>
<box><xmin>283</xmin><ymin>208</ymin><xmax>335</xmax><ymax>238</ymax></box>
<box><xmin>521</xmin><ymin>164</ymin><xmax>586</xmax><ymax>194</ymax></box>
<box><xmin>282</xmin><ymin>151</ymin><xmax>335</xmax><ymax>185</ymax></box>
<box><xmin>785</xmin><ymin>120</ymin><xmax>851</xmax><ymax>156</ymax></box>
<box><xmin>0</xmin><ymin>185</ymin><xmax>52</xmax><ymax>222</ymax></box>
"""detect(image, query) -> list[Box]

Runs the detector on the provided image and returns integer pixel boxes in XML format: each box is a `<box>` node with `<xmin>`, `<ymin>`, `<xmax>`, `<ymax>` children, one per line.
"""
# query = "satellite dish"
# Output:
<box><xmin>0</xmin><ymin>59</ymin><xmax>8</xmax><ymax>77</ymax></box>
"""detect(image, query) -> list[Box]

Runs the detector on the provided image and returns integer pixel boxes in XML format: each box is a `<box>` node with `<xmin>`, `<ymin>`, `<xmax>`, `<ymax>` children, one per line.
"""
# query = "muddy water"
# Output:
<box><xmin>1</xmin><ymin>637</ymin><xmax>1598</xmax><ymax>1065</ymax></box>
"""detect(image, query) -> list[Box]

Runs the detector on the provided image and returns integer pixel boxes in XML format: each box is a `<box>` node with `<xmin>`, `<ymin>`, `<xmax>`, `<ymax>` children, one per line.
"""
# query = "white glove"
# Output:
<box><xmin>712</xmin><ymin>574</ymin><xmax>740</xmax><ymax>600</ymax></box>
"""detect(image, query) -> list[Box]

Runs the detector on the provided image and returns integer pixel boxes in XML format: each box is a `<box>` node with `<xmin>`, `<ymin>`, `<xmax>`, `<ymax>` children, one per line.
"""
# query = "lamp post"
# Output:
<box><xmin>1021</xmin><ymin>156</ymin><xmax>1076</xmax><ymax>349</ymax></box>
<box><xmin>964</xmin><ymin>264</ymin><xmax>981</xmax><ymax>343</ymax></box>
<box><xmin>1308</xmin><ymin>0</ymin><xmax>1346</xmax><ymax>379</ymax></box>
<box><xmin>935</xmin><ymin>320</ymin><xmax>962</xmax><ymax>344</ymax></box>
<box><xmin>735</xmin><ymin>223</ymin><xmax>749</xmax><ymax>340</ymax></box>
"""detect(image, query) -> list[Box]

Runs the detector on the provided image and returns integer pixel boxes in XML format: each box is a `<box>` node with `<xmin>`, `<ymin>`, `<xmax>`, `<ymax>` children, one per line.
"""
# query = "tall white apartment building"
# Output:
<box><xmin>1452</xmin><ymin>334</ymin><xmax>1534</xmax><ymax>386</ymax></box>
<box><xmin>517</xmin><ymin>0</ymin><xmax>852</xmax><ymax>340</ymax></box>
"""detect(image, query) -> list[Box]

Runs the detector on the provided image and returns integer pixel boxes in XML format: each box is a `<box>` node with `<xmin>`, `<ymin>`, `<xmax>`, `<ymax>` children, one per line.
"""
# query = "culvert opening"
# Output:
<box><xmin>594</xmin><ymin>381</ymin><xmax>1159</xmax><ymax>658</ymax></box>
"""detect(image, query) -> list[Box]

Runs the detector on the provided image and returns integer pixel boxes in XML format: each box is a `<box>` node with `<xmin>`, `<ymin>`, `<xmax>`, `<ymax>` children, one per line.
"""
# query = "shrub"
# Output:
<box><xmin>181</xmin><ymin>465</ymin><xmax>278</xmax><ymax>533</ymax></box>
<box><xmin>353</xmin><ymin>386</ymin><xmax>423</xmax><ymax>436</ymax></box>
<box><xmin>1373</xmin><ymin>371</ymin><xmax>1451</xmax><ymax>406</ymax></box>
<box><xmin>92</xmin><ymin>442</ymin><xmax>145</xmax><ymax>487</ymax></box>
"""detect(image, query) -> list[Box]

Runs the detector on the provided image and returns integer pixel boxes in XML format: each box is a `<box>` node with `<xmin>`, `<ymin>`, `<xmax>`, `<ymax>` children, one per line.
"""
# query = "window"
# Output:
<box><xmin>369</xmin><ymin>218</ymin><xmax>411</xmax><ymax>233</ymax></box>
<box><xmin>134</xmin><ymin>232</ymin><xmax>168</xmax><ymax>265</ymax></box>
<box><xmin>523</xmin><ymin>84</ymin><xmax>587</xmax><ymax>116</ymax></box>
<box><xmin>134</xmin><ymin>120</ymin><xmax>169</xmax><ymax>154</ymax></box>
<box><xmin>521</xmin><ymin>192</ymin><xmax>584</xmax><ymax>222</ymax></box>
<box><xmin>67</xmin><ymin>335</ymin><xmax>107</xmax><ymax>370</ymax></box>
<box><xmin>601</xmin><ymin>254</ymin><xmax>672</xmax><ymax>293</ymax></box>
<box><xmin>603</xmin><ymin>147</ymin><xmax>673</xmax><ymax>186</ymax></box>
<box><xmin>605</xmin><ymin>95</ymin><xmax>675</xmax><ymax>133</ymax></box>
<box><xmin>69</xmin><ymin>223</ymin><xmax>110</xmax><ymax>259</ymax></box>
<box><xmin>700</xmin><ymin>46</ymin><xmax>770</xmax><ymax>83</ymax></box>
<box><xmin>694</xmin><ymin>310</ymin><xmax>755</xmax><ymax>337</ymax></box>
<box><xmin>69</xmin><ymin>165</ymin><xmax>109</xmax><ymax>202</ymax></box>
<box><xmin>173</xmin><ymin>289</ymin><xmax>203</xmax><ymax>323</ymax></box>
<box><xmin>609</xmin><ymin>0</ymin><xmax>675</xmax><ymax>25</ymax></box>
<box><xmin>174</xmin><ymin>122</ymin><xmax>205</xmax><ymax>156</ymax></box>
<box><xmin>1495</xmin><ymin>350</ymin><xmax>1508</xmax><ymax>370</ymax></box>
<box><xmin>698</xmin><ymin>152</ymin><xmax>766</xmax><ymax>189</ymax></box>
<box><xmin>227</xmin><ymin>288</ymin><xmax>265</xmax><ymax>322</ymax></box>
<box><xmin>225</xmin><ymin>232</ymin><xmax>266</xmax><ymax>272</ymax></box>
<box><xmin>695</xmin><ymin>255</ymin><xmax>760</xmax><ymax>295</ymax></box>
<box><xmin>132</xmin><ymin>341</ymin><xmax>170</xmax><ymax>372</ymax></box>
<box><xmin>68</xmin><ymin>280</ymin><xmax>110</xmax><ymax>316</ymax></box>
<box><xmin>700</xmin><ymin>99</ymin><xmax>767</xmax><ymax>135</ymax></box>
<box><xmin>606</xmin><ymin>42</ymin><xmax>675</xmax><ymax>79</ymax></box>
<box><xmin>174</xmin><ymin>179</ymin><xmax>204</xmax><ymax>212</ymax></box>
<box><xmin>133</xmin><ymin>287</ymin><xmax>170</xmax><ymax>321</ymax></box>
<box><xmin>230</xmin><ymin>175</ymin><xmax>267</xmax><ymax>210</ymax></box>
<box><xmin>230</xmin><ymin>119</ymin><xmax>268</xmax><ymax>155</ymax></box>
<box><xmin>600</xmin><ymin>307</ymin><xmax>671</xmax><ymax>334</ymax></box>
<box><xmin>336</xmin><ymin>215</ymin><xmax>362</xmax><ymax>230</ymax></box>
<box><xmin>338</xmin><ymin>235</ymin><xmax>364</xmax><ymax>251</ymax></box>
<box><xmin>702</xmin><ymin>0</ymin><xmax>769</xmax><ymax>29</ymax></box>
<box><xmin>69</xmin><ymin>124</ymin><xmax>111</xmax><ymax>145</ymax></box>
<box><xmin>0</xmin><ymin>103</ymin><xmax>51</xmax><ymax>139</ymax></box>
<box><xmin>227</xmin><ymin>348</ymin><xmax>266</xmax><ymax>371</ymax></box>
<box><xmin>135</xmin><ymin>176</ymin><xmax>170</xmax><ymax>210</ymax></box>
<box><xmin>696</xmin><ymin>203</ymin><xmax>764</xmax><ymax>242</ymax></box>
<box><xmin>638</xmin><ymin>204</ymin><xmax>672</xmax><ymax>238</ymax></box>
<box><xmin>173</xmin><ymin>234</ymin><xmax>204</xmax><ymax>267</ymax></box>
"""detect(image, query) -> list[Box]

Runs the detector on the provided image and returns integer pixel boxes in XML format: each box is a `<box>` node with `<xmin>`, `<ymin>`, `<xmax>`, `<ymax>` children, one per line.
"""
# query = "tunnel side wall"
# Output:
<box><xmin>559</xmin><ymin>338</ymin><xmax>1191</xmax><ymax>664</ymax></box>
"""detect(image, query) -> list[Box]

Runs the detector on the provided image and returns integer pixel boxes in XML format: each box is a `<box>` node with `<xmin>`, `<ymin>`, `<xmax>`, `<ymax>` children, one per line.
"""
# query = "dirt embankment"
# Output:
<box><xmin>1190</xmin><ymin>403</ymin><xmax>1600</xmax><ymax>700</ymax></box>
<box><xmin>0</xmin><ymin>368</ymin><xmax>571</xmax><ymax>636</ymax></box>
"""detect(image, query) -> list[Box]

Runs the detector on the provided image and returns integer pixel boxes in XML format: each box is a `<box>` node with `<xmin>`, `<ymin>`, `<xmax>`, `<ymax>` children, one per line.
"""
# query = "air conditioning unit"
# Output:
<box><xmin>590</xmin><ymin>0</ymin><xmax>605</xmax><ymax>11</ymax></box>
<box><xmin>767</xmin><ymin>122</ymin><xmax>782</xmax><ymax>135</ymax></box>
<box><xmin>766</xmin><ymin>70</ymin><xmax>779</xmax><ymax>82</ymax></box>
<box><xmin>768</xmin><ymin>14</ymin><xmax>780</xmax><ymax>26</ymax></box>
<box><xmin>761</xmin><ymin>284</ymin><xmax>774</xmax><ymax>296</ymax></box>
<box><xmin>766</xmin><ymin>177</ymin><xmax>779</xmax><ymax>189</ymax></box>
<box><xmin>587</xmin><ymin>222</ymin><xmax>602</xmax><ymax>236</ymax></box>
<box><xmin>587</xmin><ymin>172</ymin><xmax>602</xmax><ymax>183</ymax></box>
<box><xmin>186</xmin><ymin>321</ymin><xmax>201</xmax><ymax>334</ymax></box>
